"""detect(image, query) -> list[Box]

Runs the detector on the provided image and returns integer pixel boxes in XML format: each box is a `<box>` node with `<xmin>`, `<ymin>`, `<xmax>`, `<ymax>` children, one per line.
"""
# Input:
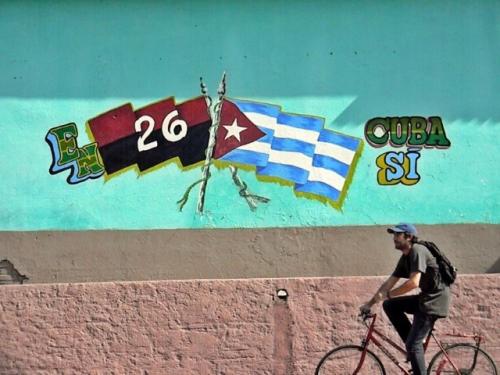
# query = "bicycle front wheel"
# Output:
<box><xmin>427</xmin><ymin>343</ymin><xmax>498</xmax><ymax>374</ymax></box>
<box><xmin>315</xmin><ymin>344</ymin><xmax>386</xmax><ymax>375</ymax></box>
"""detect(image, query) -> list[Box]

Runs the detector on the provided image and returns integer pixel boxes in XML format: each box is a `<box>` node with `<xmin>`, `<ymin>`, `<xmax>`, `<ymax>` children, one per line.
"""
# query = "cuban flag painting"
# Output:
<box><xmin>215</xmin><ymin>98</ymin><xmax>363</xmax><ymax>207</ymax></box>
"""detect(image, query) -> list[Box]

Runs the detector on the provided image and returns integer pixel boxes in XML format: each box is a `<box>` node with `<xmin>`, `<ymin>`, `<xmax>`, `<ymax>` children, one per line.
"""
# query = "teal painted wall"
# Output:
<box><xmin>1</xmin><ymin>1</ymin><xmax>499</xmax><ymax>230</ymax></box>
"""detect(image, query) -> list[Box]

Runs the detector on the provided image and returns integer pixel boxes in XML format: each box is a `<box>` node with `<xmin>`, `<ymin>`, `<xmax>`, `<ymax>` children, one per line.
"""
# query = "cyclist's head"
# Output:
<box><xmin>387</xmin><ymin>223</ymin><xmax>418</xmax><ymax>250</ymax></box>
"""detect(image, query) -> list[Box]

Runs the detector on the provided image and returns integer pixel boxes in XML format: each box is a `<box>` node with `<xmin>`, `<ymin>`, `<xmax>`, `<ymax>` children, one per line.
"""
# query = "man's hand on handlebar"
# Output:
<box><xmin>359</xmin><ymin>304</ymin><xmax>374</xmax><ymax>322</ymax></box>
<box><xmin>359</xmin><ymin>303</ymin><xmax>372</xmax><ymax>315</ymax></box>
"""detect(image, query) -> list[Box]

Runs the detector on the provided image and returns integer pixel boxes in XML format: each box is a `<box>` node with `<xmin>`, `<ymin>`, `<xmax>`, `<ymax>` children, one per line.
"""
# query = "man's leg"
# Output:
<box><xmin>382</xmin><ymin>295</ymin><xmax>420</xmax><ymax>343</ymax></box>
<box><xmin>405</xmin><ymin>312</ymin><xmax>436</xmax><ymax>375</ymax></box>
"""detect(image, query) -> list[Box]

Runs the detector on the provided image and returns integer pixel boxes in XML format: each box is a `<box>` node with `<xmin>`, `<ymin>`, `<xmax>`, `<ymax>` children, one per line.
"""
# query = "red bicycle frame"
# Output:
<box><xmin>355</xmin><ymin>313</ymin><xmax>463</xmax><ymax>375</ymax></box>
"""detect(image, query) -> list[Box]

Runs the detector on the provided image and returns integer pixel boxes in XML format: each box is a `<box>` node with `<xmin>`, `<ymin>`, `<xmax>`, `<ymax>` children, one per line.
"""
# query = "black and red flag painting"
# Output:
<box><xmin>133</xmin><ymin>96</ymin><xmax>213</xmax><ymax>171</ymax></box>
<box><xmin>88</xmin><ymin>97</ymin><xmax>208</xmax><ymax>174</ymax></box>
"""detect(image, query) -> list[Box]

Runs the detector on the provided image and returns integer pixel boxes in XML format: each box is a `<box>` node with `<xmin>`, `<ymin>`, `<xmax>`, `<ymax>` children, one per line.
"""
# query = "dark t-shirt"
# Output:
<box><xmin>392</xmin><ymin>243</ymin><xmax>450</xmax><ymax>317</ymax></box>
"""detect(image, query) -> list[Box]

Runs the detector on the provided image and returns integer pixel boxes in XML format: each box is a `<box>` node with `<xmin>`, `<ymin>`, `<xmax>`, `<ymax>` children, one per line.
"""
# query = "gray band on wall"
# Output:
<box><xmin>1</xmin><ymin>224</ymin><xmax>499</xmax><ymax>284</ymax></box>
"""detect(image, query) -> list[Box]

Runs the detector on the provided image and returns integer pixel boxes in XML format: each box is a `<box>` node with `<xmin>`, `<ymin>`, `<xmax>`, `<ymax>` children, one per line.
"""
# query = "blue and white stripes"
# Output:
<box><xmin>257</xmin><ymin>113</ymin><xmax>323</xmax><ymax>184</ymax></box>
<box><xmin>218</xmin><ymin>98</ymin><xmax>363</xmax><ymax>205</ymax></box>
<box><xmin>295</xmin><ymin>130</ymin><xmax>361</xmax><ymax>202</ymax></box>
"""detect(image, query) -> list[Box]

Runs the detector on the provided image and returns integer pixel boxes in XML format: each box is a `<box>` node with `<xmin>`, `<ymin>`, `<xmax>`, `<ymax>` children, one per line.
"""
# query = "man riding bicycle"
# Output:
<box><xmin>360</xmin><ymin>223</ymin><xmax>451</xmax><ymax>375</ymax></box>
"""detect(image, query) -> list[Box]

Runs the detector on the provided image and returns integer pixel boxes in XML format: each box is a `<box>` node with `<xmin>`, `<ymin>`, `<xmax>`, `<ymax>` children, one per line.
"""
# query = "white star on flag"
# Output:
<box><xmin>223</xmin><ymin>118</ymin><xmax>247</xmax><ymax>142</ymax></box>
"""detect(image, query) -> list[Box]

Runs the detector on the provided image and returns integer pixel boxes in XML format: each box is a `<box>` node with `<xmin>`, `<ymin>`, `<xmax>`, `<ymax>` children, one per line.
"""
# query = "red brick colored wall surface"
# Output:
<box><xmin>1</xmin><ymin>275</ymin><xmax>498</xmax><ymax>374</ymax></box>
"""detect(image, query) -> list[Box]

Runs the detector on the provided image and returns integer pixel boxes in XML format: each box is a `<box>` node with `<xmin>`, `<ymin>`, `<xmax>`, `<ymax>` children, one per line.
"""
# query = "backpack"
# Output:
<box><xmin>416</xmin><ymin>240</ymin><xmax>457</xmax><ymax>285</ymax></box>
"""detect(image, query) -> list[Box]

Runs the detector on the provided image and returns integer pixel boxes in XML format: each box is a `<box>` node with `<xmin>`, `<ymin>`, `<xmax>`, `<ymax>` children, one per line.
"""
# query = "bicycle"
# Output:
<box><xmin>315</xmin><ymin>312</ymin><xmax>497</xmax><ymax>374</ymax></box>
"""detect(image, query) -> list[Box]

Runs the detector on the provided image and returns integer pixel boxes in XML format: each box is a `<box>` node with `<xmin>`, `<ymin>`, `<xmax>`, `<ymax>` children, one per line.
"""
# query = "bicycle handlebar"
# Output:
<box><xmin>360</xmin><ymin>310</ymin><xmax>376</xmax><ymax>321</ymax></box>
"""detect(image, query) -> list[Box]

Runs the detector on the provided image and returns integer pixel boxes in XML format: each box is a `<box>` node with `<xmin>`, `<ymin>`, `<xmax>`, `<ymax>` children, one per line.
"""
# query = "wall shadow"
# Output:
<box><xmin>487</xmin><ymin>257</ymin><xmax>500</xmax><ymax>273</ymax></box>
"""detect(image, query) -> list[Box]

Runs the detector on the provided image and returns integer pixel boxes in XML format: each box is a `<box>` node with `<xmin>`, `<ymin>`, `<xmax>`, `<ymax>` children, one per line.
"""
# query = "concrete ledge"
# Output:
<box><xmin>1</xmin><ymin>224</ymin><xmax>499</xmax><ymax>283</ymax></box>
<box><xmin>0</xmin><ymin>275</ymin><xmax>498</xmax><ymax>374</ymax></box>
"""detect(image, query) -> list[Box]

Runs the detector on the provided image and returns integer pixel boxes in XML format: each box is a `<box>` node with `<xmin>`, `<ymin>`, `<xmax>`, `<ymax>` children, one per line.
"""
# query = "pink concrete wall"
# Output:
<box><xmin>1</xmin><ymin>275</ymin><xmax>498</xmax><ymax>374</ymax></box>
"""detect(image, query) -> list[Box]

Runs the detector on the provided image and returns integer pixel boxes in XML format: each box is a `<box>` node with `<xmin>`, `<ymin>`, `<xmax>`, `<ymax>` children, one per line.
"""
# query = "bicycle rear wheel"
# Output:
<box><xmin>427</xmin><ymin>343</ymin><xmax>497</xmax><ymax>374</ymax></box>
<box><xmin>315</xmin><ymin>344</ymin><xmax>386</xmax><ymax>375</ymax></box>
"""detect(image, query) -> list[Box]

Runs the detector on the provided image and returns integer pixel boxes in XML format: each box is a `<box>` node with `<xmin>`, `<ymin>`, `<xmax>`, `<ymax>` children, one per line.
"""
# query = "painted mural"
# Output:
<box><xmin>1</xmin><ymin>1</ymin><xmax>499</xmax><ymax>230</ymax></box>
<box><xmin>46</xmin><ymin>76</ymin><xmax>363</xmax><ymax>212</ymax></box>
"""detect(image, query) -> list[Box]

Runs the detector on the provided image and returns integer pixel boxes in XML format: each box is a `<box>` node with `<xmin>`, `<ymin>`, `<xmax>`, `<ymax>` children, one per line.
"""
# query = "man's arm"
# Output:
<box><xmin>387</xmin><ymin>271</ymin><xmax>421</xmax><ymax>299</ymax></box>
<box><xmin>360</xmin><ymin>275</ymin><xmax>400</xmax><ymax>312</ymax></box>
